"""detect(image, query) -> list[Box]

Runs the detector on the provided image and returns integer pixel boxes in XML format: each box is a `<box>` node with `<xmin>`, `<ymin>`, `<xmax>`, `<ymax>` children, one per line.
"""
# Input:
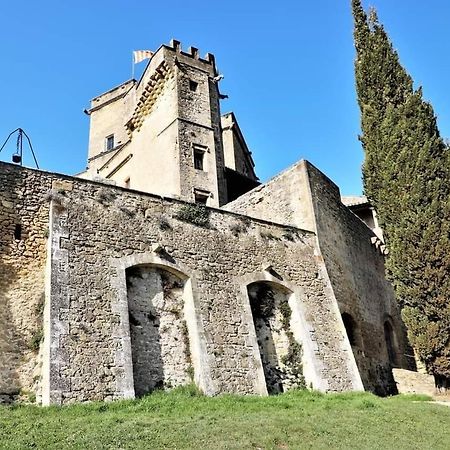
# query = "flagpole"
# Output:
<box><xmin>131</xmin><ymin>52</ymin><xmax>135</xmax><ymax>80</ymax></box>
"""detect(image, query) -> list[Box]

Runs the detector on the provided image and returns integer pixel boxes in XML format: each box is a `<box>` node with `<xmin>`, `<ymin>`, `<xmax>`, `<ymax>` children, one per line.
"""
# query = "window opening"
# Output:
<box><xmin>14</xmin><ymin>224</ymin><xmax>22</xmax><ymax>240</ymax></box>
<box><xmin>194</xmin><ymin>190</ymin><xmax>209</xmax><ymax>205</ymax></box>
<box><xmin>194</xmin><ymin>149</ymin><xmax>204</xmax><ymax>170</ymax></box>
<box><xmin>189</xmin><ymin>80</ymin><xmax>198</xmax><ymax>92</ymax></box>
<box><xmin>193</xmin><ymin>144</ymin><xmax>207</xmax><ymax>171</ymax></box>
<box><xmin>106</xmin><ymin>134</ymin><xmax>115</xmax><ymax>151</ymax></box>
<box><xmin>124</xmin><ymin>177</ymin><xmax>131</xmax><ymax>189</ymax></box>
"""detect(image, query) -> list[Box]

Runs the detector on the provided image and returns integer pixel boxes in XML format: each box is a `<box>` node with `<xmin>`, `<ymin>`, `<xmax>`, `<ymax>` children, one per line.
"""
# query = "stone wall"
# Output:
<box><xmin>0</xmin><ymin>164</ymin><xmax>49</xmax><ymax>403</ymax></box>
<box><xmin>0</xmin><ymin>162</ymin><xmax>365</xmax><ymax>404</ymax></box>
<box><xmin>127</xmin><ymin>267</ymin><xmax>190</xmax><ymax>395</ymax></box>
<box><xmin>248</xmin><ymin>282</ymin><xmax>304</xmax><ymax>394</ymax></box>
<box><xmin>87</xmin><ymin>79</ymin><xmax>136</xmax><ymax>161</ymax></box>
<box><xmin>305</xmin><ymin>162</ymin><xmax>413</xmax><ymax>395</ymax></box>
<box><xmin>392</xmin><ymin>368</ymin><xmax>436</xmax><ymax>397</ymax></box>
<box><xmin>221</xmin><ymin>113</ymin><xmax>257</xmax><ymax>181</ymax></box>
<box><xmin>226</xmin><ymin>160</ymin><xmax>412</xmax><ymax>395</ymax></box>
<box><xmin>224</xmin><ymin>160</ymin><xmax>316</xmax><ymax>233</ymax></box>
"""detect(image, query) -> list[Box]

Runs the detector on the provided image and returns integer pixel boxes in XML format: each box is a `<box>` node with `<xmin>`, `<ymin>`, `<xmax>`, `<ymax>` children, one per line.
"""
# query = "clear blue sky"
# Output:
<box><xmin>1</xmin><ymin>1</ymin><xmax>449</xmax><ymax>195</ymax></box>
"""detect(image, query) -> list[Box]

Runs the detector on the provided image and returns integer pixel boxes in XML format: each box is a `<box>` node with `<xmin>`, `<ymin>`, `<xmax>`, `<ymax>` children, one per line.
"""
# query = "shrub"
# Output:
<box><xmin>174</xmin><ymin>204</ymin><xmax>210</xmax><ymax>227</ymax></box>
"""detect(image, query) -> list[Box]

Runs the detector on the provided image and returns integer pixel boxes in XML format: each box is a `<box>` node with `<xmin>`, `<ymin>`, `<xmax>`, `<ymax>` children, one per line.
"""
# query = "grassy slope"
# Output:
<box><xmin>1</xmin><ymin>388</ymin><xmax>449</xmax><ymax>449</ymax></box>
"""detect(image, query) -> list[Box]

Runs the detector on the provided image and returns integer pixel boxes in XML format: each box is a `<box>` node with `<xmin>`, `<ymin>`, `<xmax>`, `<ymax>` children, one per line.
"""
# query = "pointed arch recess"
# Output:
<box><xmin>110</xmin><ymin>252</ymin><xmax>215</xmax><ymax>399</ymax></box>
<box><xmin>238</xmin><ymin>271</ymin><xmax>329</xmax><ymax>394</ymax></box>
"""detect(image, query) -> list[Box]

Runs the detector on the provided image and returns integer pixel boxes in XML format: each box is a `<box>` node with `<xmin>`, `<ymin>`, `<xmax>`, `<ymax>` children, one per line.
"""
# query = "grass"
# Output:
<box><xmin>1</xmin><ymin>386</ymin><xmax>449</xmax><ymax>449</ymax></box>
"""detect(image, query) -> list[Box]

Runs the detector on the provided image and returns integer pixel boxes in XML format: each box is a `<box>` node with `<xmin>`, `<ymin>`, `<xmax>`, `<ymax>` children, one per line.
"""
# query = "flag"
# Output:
<box><xmin>133</xmin><ymin>50</ymin><xmax>154</xmax><ymax>64</ymax></box>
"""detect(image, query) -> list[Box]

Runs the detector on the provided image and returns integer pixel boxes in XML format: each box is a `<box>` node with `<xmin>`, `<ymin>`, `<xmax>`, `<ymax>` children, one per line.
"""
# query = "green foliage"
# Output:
<box><xmin>230</xmin><ymin>222</ymin><xmax>247</xmax><ymax>237</ymax></box>
<box><xmin>157</xmin><ymin>216</ymin><xmax>172</xmax><ymax>231</ymax></box>
<box><xmin>19</xmin><ymin>389</ymin><xmax>36</xmax><ymax>404</ymax></box>
<box><xmin>28</xmin><ymin>329</ymin><xmax>43</xmax><ymax>352</ymax></box>
<box><xmin>352</xmin><ymin>0</ymin><xmax>450</xmax><ymax>378</ymax></box>
<box><xmin>18</xmin><ymin>389</ymin><xmax>36</xmax><ymax>404</ymax></box>
<box><xmin>0</xmin><ymin>390</ymin><xmax>449</xmax><ymax>449</ymax></box>
<box><xmin>181</xmin><ymin>320</ymin><xmax>192</xmax><ymax>365</ymax></box>
<box><xmin>249</xmin><ymin>284</ymin><xmax>275</xmax><ymax>319</ymax></box>
<box><xmin>185</xmin><ymin>365</ymin><xmax>195</xmax><ymax>382</ymax></box>
<box><xmin>35</xmin><ymin>293</ymin><xmax>45</xmax><ymax>317</ymax></box>
<box><xmin>251</xmin><ymin>284</ymin><xmax>305</xmax><ymax>387</ymax></box>
<box><xmin>278</xmin><ymin>292</ymin><xmax>305</xmax><ymax>386</ymax></box>
<box><xmin>174</xmin><ymin>204</ymin><xmax>210</xmax><ymax>227</ymax></box>
<box><xmin>281</xmin><ymin>338</ymin><xmax>305</xmax><ymax>387</ymax></box>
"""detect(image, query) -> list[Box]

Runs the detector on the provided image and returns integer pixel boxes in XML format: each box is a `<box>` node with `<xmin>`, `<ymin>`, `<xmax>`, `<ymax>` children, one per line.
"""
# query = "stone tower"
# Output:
<box><xmin>80</xmin><ymin>40</ymin><xmax>258</xmax><ymax>207</ymax></box>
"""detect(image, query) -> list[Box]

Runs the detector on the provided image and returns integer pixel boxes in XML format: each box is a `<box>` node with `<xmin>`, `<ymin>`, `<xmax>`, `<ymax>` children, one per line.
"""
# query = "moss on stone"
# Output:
<box><xmin>174</xmin><ymin>204</ymin><xmax>210</xmax><ymax>227</ymax></box>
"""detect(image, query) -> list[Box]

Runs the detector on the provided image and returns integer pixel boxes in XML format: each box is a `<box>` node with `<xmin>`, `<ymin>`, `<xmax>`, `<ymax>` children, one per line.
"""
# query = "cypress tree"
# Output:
<box><xmin>352</xmin><ymin>0</ymin><xmax>450</xmax><ymax>380</ymax></box>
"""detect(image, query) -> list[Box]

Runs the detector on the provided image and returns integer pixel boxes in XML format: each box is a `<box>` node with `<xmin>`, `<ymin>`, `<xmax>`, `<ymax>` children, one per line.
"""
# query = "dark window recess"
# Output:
<box><xmin>189</xmin><ymin>80</ymin><xmax>198</xmax><ymax>92</ymax></box>
<box><xmin>106</xmin><ymin>135</ymin><xmax>115</xmax><ymax>151</ymax></box>
<box><xmin>194</xmin><ymin>192</ymin><xmax>209</xmax><ymax>205</ymax></box>
<box><xmin>224</xmin><ymin>167</ymin><xmax>260</xmax><ymax>203</ymax></box>
<box><xmin>14</xmin><ymin>224</ymin><xmax>22</xmax><ymax>240</ymax></box>
<box><xmin>194</xmin><ymin>149</ymin><xmax>204</xmax><ymax>170</ymax></box>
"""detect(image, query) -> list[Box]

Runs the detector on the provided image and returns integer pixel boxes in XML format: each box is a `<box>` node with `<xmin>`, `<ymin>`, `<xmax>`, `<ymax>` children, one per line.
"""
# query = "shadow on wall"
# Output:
<box><xmin>247</xmin><ymin>281</ymin><xmax>305</xmax><ymax>395</ymax></box>
<box><xmin>0</xmin><ymin>171</ymin><xmax>25</xmax><ymax>403</ymax></box>
<box><xmin>384</xmin><ymin>318</ymin><xmax>399</xmax><ymax>367</ymax></box>
<box><xmin>126</xmin><ymin>265</ymin><xmax>191</xmax><ymax>396</ymax></box>
<box><xmin>0</xmin><ymin>261</ymin><xmax>22</xmax><ymax>403</ymax></box>
<box><xmin>341</xmin><ymin>311</ymin><xmax>399</xmax><ymax>396</ymax></box>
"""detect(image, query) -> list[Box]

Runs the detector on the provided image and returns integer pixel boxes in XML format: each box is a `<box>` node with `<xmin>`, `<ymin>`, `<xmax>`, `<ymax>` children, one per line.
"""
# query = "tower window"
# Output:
<box><xmin>194</xmin><ymin>149</ymin><xmax>204</xmax><ymax>170</ymax></box>
<box><xmin>106</xmin><ymin>135</ymin><xmax>115</xmax><ymax>151</ymax></box>
<box><xmin>189</xmin><ymin>80</ymin><xmax>198</xmax><ymax>92</ymax></box>
<box><xmin>194</xmin><ymin>190</ymin><xmax>209</xmax><ymax>205</ymax></box>
<box><xmin>193</xmin><ymin>144</ymin><xmax>207</xmax><ymax>171</ymax></box>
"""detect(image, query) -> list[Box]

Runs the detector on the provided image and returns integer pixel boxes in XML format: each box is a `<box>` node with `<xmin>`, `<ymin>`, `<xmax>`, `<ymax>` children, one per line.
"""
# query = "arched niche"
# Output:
<box><xmin>126</xmin><ymin>264</ymin><xmax>191</xmax><ymax>396</ymax></box>
<box><xmin>111</xmin><ymin>252</ymin><xmax>216</xmax><ymax>400</ymax></box>
<box><xmin>341</xmin><ymin>312</ymin><xmax>361</xmax><ymax>348</ymax></box>
<box><xmin>247</xmin><ymin>281</ymin><xmax>304</xmax><ymax>394</ymax></box>
<box><xmin>383</xmin><ymin>317</ymin><xmax>399</xmax><ymax>367</ymax></box>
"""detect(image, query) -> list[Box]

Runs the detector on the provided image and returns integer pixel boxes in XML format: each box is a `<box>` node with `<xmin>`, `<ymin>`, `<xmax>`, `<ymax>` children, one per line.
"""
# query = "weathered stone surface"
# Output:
<box><xmin>226</xmin><ymin>160</ymin><xmax>413</xmax><ymax>395</ymax></box>
<box><xmin>393</xmin><ymin>368</ymin><xmax>436</xmax><ymax>396</ymax></box>
<box><xmin>127</xmin><ymin>267</ymin><xmax>190</xmax><ymax>395</ymax></box>
<box><xmin>0</xmin><ymin>164</ymin><xmax>48</xmax><ymax>404</ymax></box>
<box><xmin>0</xmin><ymin>160</ymin><xmax>369</xmax><ymax>404</ymax></box>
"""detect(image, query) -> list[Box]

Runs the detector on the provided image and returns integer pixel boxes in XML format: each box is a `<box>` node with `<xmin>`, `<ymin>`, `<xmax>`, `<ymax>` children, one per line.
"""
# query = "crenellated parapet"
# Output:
<box><xmin>164</xmin><ymin>39</ymin><xmax>217</xmax><ymax>70</ymax></box>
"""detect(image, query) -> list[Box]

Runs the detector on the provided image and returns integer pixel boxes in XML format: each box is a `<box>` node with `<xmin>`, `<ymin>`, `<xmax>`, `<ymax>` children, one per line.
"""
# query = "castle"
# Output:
<box><xmin>0</xmin><ymin>40</ymin><xmax>415</xmax><ymax>405</ymax></box>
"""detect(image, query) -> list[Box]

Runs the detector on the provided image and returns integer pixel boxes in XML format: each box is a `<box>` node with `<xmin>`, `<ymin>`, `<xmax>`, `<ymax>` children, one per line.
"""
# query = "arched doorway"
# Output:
<box><xmin>247</xmin><ymin>281</ymin><xmax>304</xmax><ymax>394</ymax></box>
<box><xmin>126</xmin><ymin>265</ymin><xmax>191</xmax><ymax>396</ymax></box>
